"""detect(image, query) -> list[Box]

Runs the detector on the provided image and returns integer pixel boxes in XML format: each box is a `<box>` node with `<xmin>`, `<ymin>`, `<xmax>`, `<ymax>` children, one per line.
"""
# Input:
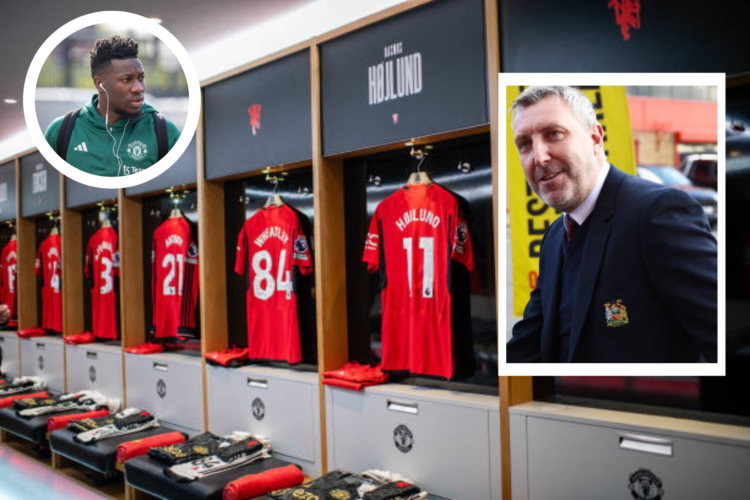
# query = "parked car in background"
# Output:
<box><xmin>680</xmin><ymin>153</ymin><xmax>718</xmax><ymax>190</ymax></box>
<box><xmin>637</xmin><ymin>165</ymin><xmax>718</xmax><ymax>228</ymax></box>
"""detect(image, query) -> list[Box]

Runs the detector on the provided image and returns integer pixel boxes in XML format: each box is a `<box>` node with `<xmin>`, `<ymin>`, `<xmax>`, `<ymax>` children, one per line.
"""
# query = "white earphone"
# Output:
<box><xmin>100</xmin><ymin>82</ymin><xmax>130</xmax><ymax>176</ymax></box>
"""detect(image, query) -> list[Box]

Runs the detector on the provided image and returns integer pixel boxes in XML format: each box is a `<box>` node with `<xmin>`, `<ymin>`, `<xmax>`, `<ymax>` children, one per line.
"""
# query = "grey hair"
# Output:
<box><xmin>509</xmin><ymin>86</ymin><xmax>598</xmax><ymax>130</ymax></box>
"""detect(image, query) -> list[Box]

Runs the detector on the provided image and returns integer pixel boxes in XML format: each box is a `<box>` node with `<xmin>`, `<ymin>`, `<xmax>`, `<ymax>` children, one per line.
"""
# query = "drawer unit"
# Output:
<box><xmin>65</xmin><ymin>343</ymin><xmax>123</xmax><ymax>402</ymax></box>
<box><xmin>125</xmin><ymin>352</ymin><xmax>204</xmax><ymax>433</ymax></box>
<box><xmin>510</xmin><ymin>402</ymin><xmax>750</xmax><ymax>500</ymax></box>
<box><xmin>207</xmin><ymin>364</ymin><xmax>321</xmax><ymax>476</ymax></box>
<box><xmin>0</xmin><ymin>331</ymin><xmax>20</xmax><ymax>377</ymax></box>
<box><xmin>326</xmin><ymin>384</ymin><xmax>500</xmax><ymax>500</ymax></box>
<box><xmin>20</xmin><ymin>336</ymin><xmax>65</xmax><ymax>392</ymax></box>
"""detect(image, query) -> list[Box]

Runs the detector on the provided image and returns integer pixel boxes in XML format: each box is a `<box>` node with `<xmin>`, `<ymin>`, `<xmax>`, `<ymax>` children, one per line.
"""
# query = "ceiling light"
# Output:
<box><xmin>3</xmin><ymin>99</ymin><xmax>17</xmax><ymax>104</ymax></box>
<box><xmin>149</xmin><ymin>17</ymin><xmax>163</xmax><ymax>24</ymax></box>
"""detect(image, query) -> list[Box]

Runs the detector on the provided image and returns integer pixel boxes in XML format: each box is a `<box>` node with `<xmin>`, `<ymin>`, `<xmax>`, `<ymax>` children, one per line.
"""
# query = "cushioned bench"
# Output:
<box><xmin>125</xmin><ymin>454</ymin><xmax>293</xmax><ymax>500</ymax></box>
<box><xmin>49</xmin><ymin>425</ymin><xmax>182</xmax><ymax>475</ymax></box>
<box><xmin>0</xmin><ymin>406</ymin><xmax>71</xmax><ymax>444</ymax></box>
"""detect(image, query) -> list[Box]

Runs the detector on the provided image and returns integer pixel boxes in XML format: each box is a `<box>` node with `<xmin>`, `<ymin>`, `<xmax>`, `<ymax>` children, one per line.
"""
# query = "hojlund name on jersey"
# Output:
<box><xmin>368</xmin><ymin>41</ymin><xmax>423</xmax><ymax>106</ymax></box>
<box><xmin>254</xmin><ymin>226</ymin><xmax>289</xmax><ymax>248</ymax></box>
<box><xmin>396</xmin><ymin>209</ymin><xmax>441</xmax><ymax>232</ymax></box>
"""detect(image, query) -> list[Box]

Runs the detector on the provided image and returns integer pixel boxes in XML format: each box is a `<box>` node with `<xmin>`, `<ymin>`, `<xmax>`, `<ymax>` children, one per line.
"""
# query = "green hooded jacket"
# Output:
<box><xmin>44</xmin><ymin>94</ymin><xmax>181</xmax><ymax>177</ymax></box>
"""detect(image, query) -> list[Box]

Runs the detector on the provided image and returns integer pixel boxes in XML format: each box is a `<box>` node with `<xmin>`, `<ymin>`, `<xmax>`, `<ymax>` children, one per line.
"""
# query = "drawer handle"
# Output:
<box><xmin>86</xmin><ymin>352</ymin><xmax>98</xmax><ymax>359</ymax></box>
<box><xmin>247</xmin><ymin>378</ymin><xmax>268</xmax><ymax>389</ymax></box>
<box><xmin>153</xmin><ymin>363</ymin><xmax>168</xmax><ymax>372</ymax></box>
<box><xmin>619</xmin><ymin>433</ymin><xmax>673</xmax><ymax>457</ymax></box>
<box><xmin>387</xmin><ymin>400</ymin><xmax>419</xmax><ymax>415</ymax></box>
<box><xmin>36</xmin><ymin>343</ymin><xmax>45</xmax><ymax>350</ymax></box>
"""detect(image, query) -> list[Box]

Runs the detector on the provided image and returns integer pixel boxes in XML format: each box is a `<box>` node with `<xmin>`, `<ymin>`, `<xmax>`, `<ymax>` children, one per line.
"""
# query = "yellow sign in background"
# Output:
<box><xmin>507</xmin><ymin>86</ymin><xmax>637</xmax><ymax>317</ymax></box>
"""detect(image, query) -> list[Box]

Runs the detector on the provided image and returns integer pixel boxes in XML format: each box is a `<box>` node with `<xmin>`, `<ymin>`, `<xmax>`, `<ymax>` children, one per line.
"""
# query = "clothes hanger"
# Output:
<box><xmin>169</xmin><ymin>191</ymin><xmax>186</xmax><ymax>219</ymax></box>
<box><xmin>406</xmin><ymin>147</ymin><xmax>433</xmax><ymax>186</ymax></box>
<box><xmin>264</xmin><ymin>176</ymin><xmax>284</xmax><ymax>207</ymax></box>
<box><xmin>101</xmin><ymin>206</ymin><xmax>112</xmax><ymax>228</ymax></box>
<box><xmin>50</xmin><ymin>215</ymin><xmax>59</xmax><ymax>235</ymax></box>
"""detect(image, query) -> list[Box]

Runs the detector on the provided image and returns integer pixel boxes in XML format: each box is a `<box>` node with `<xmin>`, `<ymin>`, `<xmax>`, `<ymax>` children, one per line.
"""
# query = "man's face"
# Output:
<box><xmin>512</xmin><ymin>96</ymin><xmax>602</xmax><ymax>213</ymax></box>
<box><xmin>100</xmin><ymin>58</ymin><xmax>146</xmax><ymax>118</ymax></box>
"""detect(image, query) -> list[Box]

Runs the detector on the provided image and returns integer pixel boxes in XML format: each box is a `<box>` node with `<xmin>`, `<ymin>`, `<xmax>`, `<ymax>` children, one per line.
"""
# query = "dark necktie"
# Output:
<box><xmin>564</xmin><ymin>214</ymin><xmax>579</xmax><ymax>242</ymax></box>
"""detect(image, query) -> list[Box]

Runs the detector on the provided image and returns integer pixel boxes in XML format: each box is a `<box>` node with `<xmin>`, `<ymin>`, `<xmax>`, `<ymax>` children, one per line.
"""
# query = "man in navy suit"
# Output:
<box><xmin>506</xmin><ymin>86</ymin><xmax>717</xmax><ymax>363</ymax></box>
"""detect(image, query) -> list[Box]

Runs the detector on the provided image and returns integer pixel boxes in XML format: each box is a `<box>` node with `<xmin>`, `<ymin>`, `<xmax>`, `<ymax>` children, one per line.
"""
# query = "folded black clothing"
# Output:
<box><xmin>67</xmin><ymin>414</ymin><xmax>116</xmax><ymax>433</ymax></box>
<box><xmin>364</xmin><ymin>481</ymin><xmax>422</xmax><ymax>500</ymax></box>
<box><xmin>216</xmin><ymin>436</ymin><xmax>265</xmax><ymax>462</ymax></box>
<box><xmin>148</xmin><ymin>432</ymin><xmax>224</xmax><ymax>465</ymax></box>
<box><xmin>13</xmin><ymin>395</ymin><xmax>60</xmax><ymax>410</ymax></box>
<box><xmin>267</xmin><ymin>470</ymin><xmax>364</xmax><ymax>500</ymax></box>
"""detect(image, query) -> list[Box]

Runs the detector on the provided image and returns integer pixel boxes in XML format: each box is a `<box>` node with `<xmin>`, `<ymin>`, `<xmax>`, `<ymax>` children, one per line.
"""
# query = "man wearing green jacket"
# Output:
<box><xmin>45</xmin><ymin>35</ymin><xmax>181</xmax><ymax>177</ymax></box>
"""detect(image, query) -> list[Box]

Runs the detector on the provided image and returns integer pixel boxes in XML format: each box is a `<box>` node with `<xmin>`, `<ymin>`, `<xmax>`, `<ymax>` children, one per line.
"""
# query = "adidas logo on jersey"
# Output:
<box><xmin>74</xmin><ymin>142</ymin><xmax>88</xmax><ymax>152</ymax></box>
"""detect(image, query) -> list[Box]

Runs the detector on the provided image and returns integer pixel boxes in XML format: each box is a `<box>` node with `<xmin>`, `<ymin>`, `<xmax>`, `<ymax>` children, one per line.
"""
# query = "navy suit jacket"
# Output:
<box><xmin>507</xmin><ymin>165</ymin><xmax>717</xmax><ymax>363</ymax></box>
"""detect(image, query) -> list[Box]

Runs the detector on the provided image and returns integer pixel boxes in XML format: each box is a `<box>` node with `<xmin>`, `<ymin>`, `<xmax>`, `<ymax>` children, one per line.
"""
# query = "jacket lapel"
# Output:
<box><xmin>541</xmin><ymin>219</ymin><xmax>564</xmax><ymax>362</ymax></box>
<box><xmin>567</xmin><ymin>165</ymin><xmax>627</xmax><ymax>361</ymax></box>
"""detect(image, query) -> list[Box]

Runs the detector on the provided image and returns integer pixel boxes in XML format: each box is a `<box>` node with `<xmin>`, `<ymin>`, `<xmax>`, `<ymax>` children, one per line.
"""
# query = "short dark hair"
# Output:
<box><xmin>90</xmin><ymin>36</ymin><xmax>139</xmax><ymax>78</ymax></box>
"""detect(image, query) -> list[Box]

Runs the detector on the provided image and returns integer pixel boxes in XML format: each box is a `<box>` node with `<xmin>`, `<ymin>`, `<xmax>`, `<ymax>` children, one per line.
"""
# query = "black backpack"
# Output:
<box><xmin>55</xmin><ymin>108</ymin><xmax>168</xmax><ymax>162</ymax></box>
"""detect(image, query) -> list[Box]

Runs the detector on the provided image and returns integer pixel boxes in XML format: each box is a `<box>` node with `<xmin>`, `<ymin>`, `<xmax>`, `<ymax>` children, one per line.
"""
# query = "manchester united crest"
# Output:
<box><xmin>127</xmin><ymin>140</ymin><xmax>147</xmax><ymax>161</ymax></box>
<box><xmin>628</xmin><ymin>469</ymin><xmax>664</xmax><ymax>500</ymax></box>
<box><xmin>604</xmin><ymin>299</ymin><xmax>629</xmax><ymax>327</ymax></box>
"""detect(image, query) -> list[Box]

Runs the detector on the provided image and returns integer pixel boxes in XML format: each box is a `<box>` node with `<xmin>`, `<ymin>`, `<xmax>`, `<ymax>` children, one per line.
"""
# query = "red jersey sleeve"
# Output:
<box><xmin>292</xmin><ymin>225</ymin><xmax>313</xmax><ymax>276</ymax></box>
<box><xmin>112</xmin><ymin>233</ymin><xmax>120</xmax><ymax>277</ymax></box>
<box><xmin>234</xmin><ymin>226</ymin><xmax>247</xmax><ymax>277</ymax></box>
<box><xmin>362</xmin><ymin>209</ymin><xmax>382</xmax><ymax>273</ymax></box>
<box><xmin>35</xmin><ymin>246</ymin><xmax>42</xmax><ymax>277</ymax></box>
<box><xmin>450</xmin><ymin>207</ymin><xmax>475</xmax><ymax>272</ymax></box>
<box><xmin>84</xmin><ymin>238</ymin><xmax>92</xmax><ymax>279</ymax></box>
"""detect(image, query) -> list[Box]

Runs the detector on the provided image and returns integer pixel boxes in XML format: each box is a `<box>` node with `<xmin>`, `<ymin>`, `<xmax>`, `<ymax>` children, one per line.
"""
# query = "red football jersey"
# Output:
<box><xmin>0</xmin><ymin>239</ymin><xmax>18</xmax><ymax>323</ymax></box>
<box><xmin>235</xmin><ymin>205</ymin><xmax>313</xmax><ymax>363</ymax></box>
<box><xmin>362</xmin><ymin>183</ymin><xmax>474</xmax><ymax>379</ymax></box>
<box><xmin>151</xmin><ymin>217</ymin><xmax>199</xmax><ymax>339</ymax></box>
<box><xmin>35</xmin><ymin>233</ymin><xmax>63</xmax><ymax>332</ymax></box>
<box><xmin>85</xmin><ymin>227</ymin><xmax>119</xmax><ymax>340</ymax></box>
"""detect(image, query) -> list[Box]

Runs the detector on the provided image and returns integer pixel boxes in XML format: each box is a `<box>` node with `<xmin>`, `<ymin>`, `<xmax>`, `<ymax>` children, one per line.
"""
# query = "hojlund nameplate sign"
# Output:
<box><xmin>204</xmin><ymin>50</ymin><xmax>312</xmax><ymax>180</ymax></box>
<box><xmin>0</xmin><ymin>161</ymin><xmax>16</xmax><ymax>221</ymax></box>
<box><xmin>321</xmin><ymin>0</ymin><xmax>488</xmax><ymax>156</ymax></box>
<box><xmin>21</xmin><ymin>151</ymin><xmax>60</xmax><ymax>217</ymax></box>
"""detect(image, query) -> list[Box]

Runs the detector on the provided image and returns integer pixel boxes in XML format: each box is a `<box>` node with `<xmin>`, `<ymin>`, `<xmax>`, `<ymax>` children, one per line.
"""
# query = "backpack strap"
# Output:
<box><xmin>152</xmin><ymin>112</ymin><xmax>168</xmax><ymax>162</ymax></box>
<box><xmin>56</xmin><ymin>108</ymin><xmax>82</xmax><ymax>161</ymax></box>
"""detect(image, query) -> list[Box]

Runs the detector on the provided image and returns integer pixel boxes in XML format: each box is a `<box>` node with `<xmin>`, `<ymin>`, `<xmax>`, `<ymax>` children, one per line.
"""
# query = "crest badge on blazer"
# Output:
<box><xmin>604</xmin><ymin>299</ymin><xmax>629</xmax><ymax>327</ymax></box>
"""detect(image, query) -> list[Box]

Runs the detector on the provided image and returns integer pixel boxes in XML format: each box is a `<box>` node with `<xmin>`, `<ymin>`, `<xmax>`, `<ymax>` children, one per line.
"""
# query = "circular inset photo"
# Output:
<box><xmin>23</xmin><ymin>11</ymin><xmax>200</xmax><ymax>188</ymax></box>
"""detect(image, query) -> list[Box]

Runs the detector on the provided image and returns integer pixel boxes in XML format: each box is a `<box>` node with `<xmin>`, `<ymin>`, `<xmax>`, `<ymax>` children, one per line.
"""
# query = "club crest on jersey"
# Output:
<box><xmin>628</xmin><ymin>469</ymin><xmax>664</xmax><ymax>500</ymax></box>
<box><xmin>365</xmin><ymin>232</ymin><xmax>379</xmax><ymax>251</ymax></box>
<box><xmin>604</xmin><ymin>299</ymin><xmax>629</xmax><ymax>327</ymax></box>
<box><xmin>330</xmin><ymin>491</ymin><xmax>351</xmax><ymax>500</ymax></box>
<box><xmin>188</xmin><ymin>242</ymin><xmax>199</xmax><ymax>258</ymax></box>
<box><xmin>127</xmin><ymin>140</ymin><xmax>148</xmax><ymax>161</ymax></box>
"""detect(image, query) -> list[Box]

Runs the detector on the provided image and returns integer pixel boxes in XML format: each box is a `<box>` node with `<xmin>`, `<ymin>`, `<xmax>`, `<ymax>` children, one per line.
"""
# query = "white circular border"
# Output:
<box><xmin>23</xmin><ymin>11</ymin><xmax>201</xmax><ymax>189</ymax></box>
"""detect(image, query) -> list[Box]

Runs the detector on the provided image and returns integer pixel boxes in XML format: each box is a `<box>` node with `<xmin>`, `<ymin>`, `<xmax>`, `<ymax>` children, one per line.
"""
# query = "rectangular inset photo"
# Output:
<box><xmin>498</xmin><ymin>73</ymin><xmax>724</xmax><ymax>376</ymax></box>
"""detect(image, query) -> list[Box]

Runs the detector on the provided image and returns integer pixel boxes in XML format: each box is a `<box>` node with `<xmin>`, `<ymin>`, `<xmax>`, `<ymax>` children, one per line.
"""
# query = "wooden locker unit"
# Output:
<box><xmin>200</xmin><ymin>43</ymin><xmax>322</xmax><ymax>469</ymax></box>
<box><xmin>310</xmin><ymin>0</ymin><xmax>501</xmax><ymax>492</ymax></box>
